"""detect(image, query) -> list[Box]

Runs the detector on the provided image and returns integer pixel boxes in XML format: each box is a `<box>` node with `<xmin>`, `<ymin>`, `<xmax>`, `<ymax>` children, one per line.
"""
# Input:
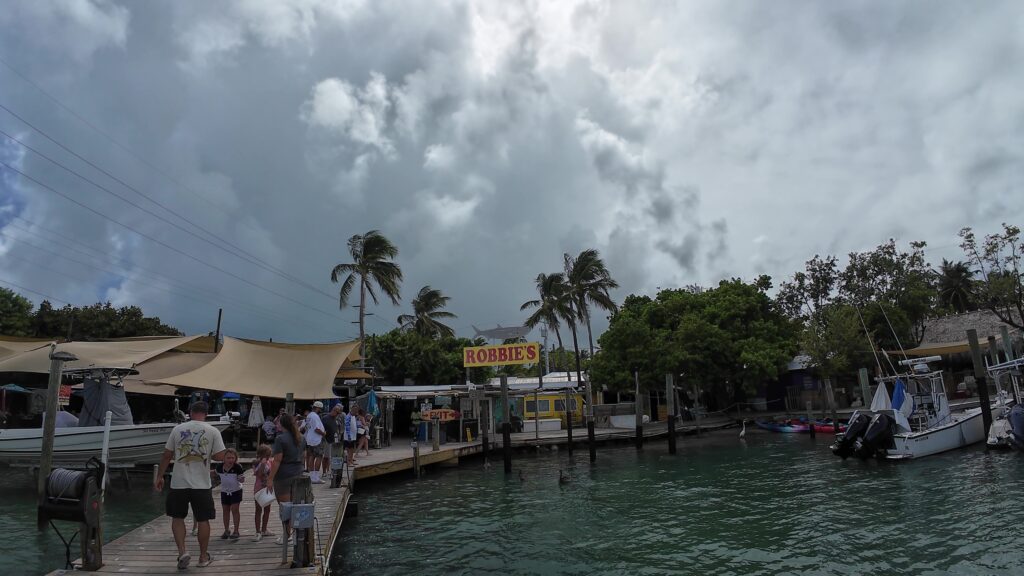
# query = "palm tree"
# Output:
<box><xmin>937</xmin><ymin>259</ymin><xmax>975</xmax><ymax>313</ymax></box>
<box><xmin>520</xmin><ymin>273</ymin><xmax>569</xmax><ymax>350</ymax></box>
<box><xmin>398</xmin><ymin>285</ymin><xmax>457</xmax><ymax>338</ymax></box>
<box><xmin>563</xmin><ymin>249</ymin><xmax>619</xmax><ymax>356</ymax></box>
<box><xmin>330</xmin><ymin>230</ymin><xmax>403</xmax><ymax>366</ymax></box>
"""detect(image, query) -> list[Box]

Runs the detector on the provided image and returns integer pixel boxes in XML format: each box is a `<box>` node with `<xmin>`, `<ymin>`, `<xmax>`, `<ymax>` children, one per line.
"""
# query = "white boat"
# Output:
<box><xmin>0</xmin><ymin>421</ymin><xmax>229</xmax><ymax>468</ymax></box>
<box><xmin>833</xmin><ymin>356</ymin><xmax>1007</xmax><ymax>460</ymax></box>
<box><xmin>986</xmin><ymin>356</ymin><xmax>1024</xmax><ymax>449</ymax></box>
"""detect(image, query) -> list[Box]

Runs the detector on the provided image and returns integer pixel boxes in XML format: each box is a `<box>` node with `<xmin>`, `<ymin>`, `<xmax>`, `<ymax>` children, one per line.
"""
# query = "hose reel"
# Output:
<box><xmin>38</xmin><ymin>457</ymin><xmax>105</xmax><ymax>570</ymax></box>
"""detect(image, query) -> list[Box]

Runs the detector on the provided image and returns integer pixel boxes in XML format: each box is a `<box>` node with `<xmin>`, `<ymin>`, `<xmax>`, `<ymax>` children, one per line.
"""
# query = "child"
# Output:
<box><xmin>252</xmin><ymin>444</ymin><xmax>275</xmax><ymax>542</ymax></box>
<box><xmin>214</xmin><ymin>447</ymin><xmax>244</xmax><ymax>539</ymax></box>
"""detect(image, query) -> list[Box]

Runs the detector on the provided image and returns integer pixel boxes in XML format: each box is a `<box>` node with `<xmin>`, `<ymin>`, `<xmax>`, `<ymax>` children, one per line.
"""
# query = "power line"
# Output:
<box><xmin>0</xmin><ymin>276</ymin><xmax>70</xmax><ymax>305</ymax></box>
<box><xmin>0</xmin><ymin>159</ymin><xmax>348</xmax><ymax>323</ymax></box>
<box><xmin>0</xmin><ymin>113</ymin><xmax>339</xmax><ymax>303</ymax></box>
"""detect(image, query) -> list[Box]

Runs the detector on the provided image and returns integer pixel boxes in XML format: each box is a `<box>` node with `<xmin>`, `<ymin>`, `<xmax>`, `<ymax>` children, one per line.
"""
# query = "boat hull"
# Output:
<box><xmin>884</xmin><ymin>408</ymin><xmax>986</xmax><ymax>460</ymax></box>
<box><xmin>0</xmin><ymin>422</ymin><xmax>229</xmax><ymax>468</ymax></box>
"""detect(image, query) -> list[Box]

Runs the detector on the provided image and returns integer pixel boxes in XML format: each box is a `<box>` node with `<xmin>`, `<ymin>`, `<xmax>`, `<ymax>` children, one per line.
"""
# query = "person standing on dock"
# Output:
<box><xmin>321</xmin><ymin>404</ymin><xmax>341</xmax><ymax>479</ymax></box>
<box><xmin>267</xmin><ymin>412</ymin><xmax>305</xmax><ymax>546</ymax></box>
<box><xmin>303</xmin><ymin>401</ymin><xmax>326</xmax><ymax>483</ymax></box>
<box><xmin>155</xmin><ymin>401</ymin><xmax>227</xmax><ymax>570</ymax></box>
<box><xmin>342</xmin><ymin>407</ymin><xmax>359</xmax><ymax>466</ymax></box>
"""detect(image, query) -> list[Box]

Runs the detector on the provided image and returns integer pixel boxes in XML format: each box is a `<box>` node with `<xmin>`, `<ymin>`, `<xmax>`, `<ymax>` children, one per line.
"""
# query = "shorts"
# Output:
<box><xmin>273</xmin><ymin>476</ymin><xmax>299</xmax><ymax>498</ymax></box>
<box><xmin>166</xmin><ymin>488</ymin><xmax>216</xmax><ymax>522</ymax></box>
<box><xmin>220</xmin><ymin>489</ymin><xmax>243</xmax><ymax>506</ymax></box>
<box><xmin>343</xmin><ymin>440</ymin><xmax>356</xmax><ymax>449</ymax></box>
<box><xmin>306</xmin><ymin>442</ymin><xmax>324</xmax><ymax>456</ymax></box>
<box><xmin>323</xmin><ymin>443</ymin><xmax>333</xmax><ymax>461</ymax></box>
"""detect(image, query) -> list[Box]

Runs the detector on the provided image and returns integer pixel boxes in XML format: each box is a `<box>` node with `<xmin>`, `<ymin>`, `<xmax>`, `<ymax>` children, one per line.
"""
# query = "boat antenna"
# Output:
<box><xmin>854</xmin><ymin>304</ymin><xmax>887</xmax><ymax>375</ymax></box>
<box><xmin>877</xmin><ymin>301</ymin><xmax>909</xmax><ymax>362</ymax></box>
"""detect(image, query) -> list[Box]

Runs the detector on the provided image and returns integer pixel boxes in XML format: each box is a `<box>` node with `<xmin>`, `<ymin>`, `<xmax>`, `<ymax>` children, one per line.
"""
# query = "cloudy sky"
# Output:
<box><xmin>0</xmin><ymin>1</ymin><xmax>1021</xmax><ymax>343</ymax></box>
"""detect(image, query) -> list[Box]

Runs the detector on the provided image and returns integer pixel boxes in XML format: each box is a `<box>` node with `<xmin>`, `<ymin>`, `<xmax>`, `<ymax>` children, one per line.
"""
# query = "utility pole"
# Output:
<box><xmin>214</xmin><ymin>308</ymin><xmax>223</xmax><ymax>353</ymax></box>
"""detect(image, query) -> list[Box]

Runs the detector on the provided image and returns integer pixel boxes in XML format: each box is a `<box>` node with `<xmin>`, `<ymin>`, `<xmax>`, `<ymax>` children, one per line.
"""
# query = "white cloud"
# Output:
<box><xmin>302</xmin><ymin>74</ymin><xmax>396</xmax><ymax>156</ymax></box>
<box><xmin>0</xmin><ymin>0</ymin><xmax>129</xmax><ymax>62</ymax></box>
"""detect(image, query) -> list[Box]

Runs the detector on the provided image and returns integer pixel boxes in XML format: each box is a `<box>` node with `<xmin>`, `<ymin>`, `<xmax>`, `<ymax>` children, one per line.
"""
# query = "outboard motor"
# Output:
<box><xmin>1009</xmin><ymin>405</ymin><xmax>1024</xmax><ymax>451</ymax></box>
<box><xmin>831</xmin><ymin>413</ymin><xmax>872</xmax><ymax>459</ymax></box>
<box><xmin>854</xmin><ymin>413</ymin><xmax>894</xmax><ymax>459</ymax></box>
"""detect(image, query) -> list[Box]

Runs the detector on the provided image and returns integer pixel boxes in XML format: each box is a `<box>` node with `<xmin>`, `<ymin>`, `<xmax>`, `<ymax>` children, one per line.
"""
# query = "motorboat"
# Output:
<box><xmin>832</xmin><ymin>356</ymin><xmax>1008</xmax><ymax>460</ymax></box>
<box><xmin>0</xmin><ymin>368</ymin><xmax>229</xmax><ymax>469</ymax></box>
<box><xmin>986</xmin><ymin>356</ymin><xmax>1023</xmax><ymax>450</ymax></box>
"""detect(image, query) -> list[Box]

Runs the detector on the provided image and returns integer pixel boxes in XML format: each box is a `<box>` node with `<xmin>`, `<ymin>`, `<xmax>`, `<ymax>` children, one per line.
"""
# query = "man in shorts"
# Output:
<box><xmin>155</xmin><ymin>401</ymin><xmax>226</xmax><ymax>570</ymax></box>
<box><xmin>342</xmin><ymin>406</ymin><xmax>359</xmax><ymax>466</ymax></box>
<box><xmin>321</xmin><ymin>404</ymin><xmax>342</xmax><ymax>479</ymax></box>
<box><xmin>303</xmin><ymin>401</ymin><xmax>326</xmax><ymax>483</ymax></box>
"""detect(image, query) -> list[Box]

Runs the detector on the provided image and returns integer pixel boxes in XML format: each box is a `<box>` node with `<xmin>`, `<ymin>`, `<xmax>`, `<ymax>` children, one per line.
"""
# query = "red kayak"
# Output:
<box><xmin>812</xmin><ymin>421</ymin><xmax>847</xmax><ymax>433</ymax></box>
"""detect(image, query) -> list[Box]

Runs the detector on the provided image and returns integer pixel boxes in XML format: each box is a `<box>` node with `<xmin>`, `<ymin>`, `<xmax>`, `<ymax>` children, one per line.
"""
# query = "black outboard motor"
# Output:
<box><xmin>831</xmin><ymin>413</ymin><xmax>872</xmax><ymax>459</ymax></box>
<box><xmin>1008</xmin><ymin>405</ymin><xmax>1024</xmax><ymax>451</ymax></box>
<box><xmin>854</xmin><ymin>413</ymin><xmax>894</xmax><ymax>459</ymax></box>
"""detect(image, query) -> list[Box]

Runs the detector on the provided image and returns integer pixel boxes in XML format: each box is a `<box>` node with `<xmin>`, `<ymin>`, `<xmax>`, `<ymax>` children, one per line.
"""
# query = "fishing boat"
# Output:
<box><xmin>832</xmin><ymin>356</ymin><xmax>1008</xmax><ymax>460</ymax></box>
<box><xmin>755</xmin><ymin>419</ymin><xmax>809</xmax><ymax>433</ymax></box>
<box><xmin>0</xmin><ymin>369</ymin><xmax>229</xmax><ymax>469</ymax></box>
<box><xmin>986</xmin><ymin>356</ymin><xmax>1023</xmax><ymax>450</ymax></box>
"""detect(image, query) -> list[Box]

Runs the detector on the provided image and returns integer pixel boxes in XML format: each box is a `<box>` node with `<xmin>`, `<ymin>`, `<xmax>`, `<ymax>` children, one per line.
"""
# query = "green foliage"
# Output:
<box><xmin>960</xmin><ymin>224</ymin><xmax>1023</xmax><ymax>330</ymax></box>
<box><xmin>592</xmin><ymin>278</ymin><xmax>797</xmax><ymax>399</ymax></box>
<box><xmin>397</xmin><ymin>285</ymin><xmax>456</xmax><ymax>338</ymax></box>
<box><xmin>0</xmin><ymin>287</ymin><xmax>34</xmax><ymax>336</ymax></box>
<box><xmin>368</xmin><ymin>330</ymin><xmax>493</xmax><ymax>385</ymax></box>
<box><xmin>936</xmin><ymin>259</ymin><xmax>976</xmax><ymax>313</ymax></box>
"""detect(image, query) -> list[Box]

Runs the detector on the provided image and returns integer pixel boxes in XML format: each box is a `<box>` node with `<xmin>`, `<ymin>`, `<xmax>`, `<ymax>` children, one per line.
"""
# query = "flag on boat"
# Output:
<box><xmin>870</xmin><ymin>382</ymin><xmax>892</xmax><ymax>411</ymax></box>
<box><xmin>892</xmin><ymin>379</ymin><xmax>914</xmax><ymax>418</ymax></box>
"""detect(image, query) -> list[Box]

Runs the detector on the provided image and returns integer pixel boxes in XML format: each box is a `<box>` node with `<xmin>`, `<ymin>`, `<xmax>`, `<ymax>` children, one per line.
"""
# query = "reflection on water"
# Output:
<box><xmin>334</xmin><ymin>432</ymin><xmax>1024</xmax><ymax>576</ymax></box>
<box><xmin>0</xmin><ymin>470</ymin><xmax>164</xmax><ymax>575</ymax></box>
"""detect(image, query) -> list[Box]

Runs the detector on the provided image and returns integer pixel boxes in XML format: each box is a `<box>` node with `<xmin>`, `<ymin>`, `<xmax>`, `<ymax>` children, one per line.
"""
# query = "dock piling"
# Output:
<box><xmin>666</xmin><ymin>374</ymin><xmax>676</xmax><ymax>455</ymax></box>
<box><xmin>634</xmin><ymin>370</ymin><xmax>643</xmax><ymax>451</ymax></box>
<box><xmin>806</xmin><ymin>401</ymin><xmax>815</xmax><ymax>438</ymax></box>
<box><xmin>967</xmin><ymin>329</ymin><xmax>994</xmax><ymax>437</ymax></box>
<box><xmin>501</xmin><ymin>376</ymin><xmax>512</xmax><ymax>474</ymax></box>
<box><xmin>412</xmin><ymin>441</ymin><xmax>421</xmax><ymax>478</ymax></box>
<box><xmin>564</xmin><ymin>385</ymin><xmax>573</xmax><ymax>453</ymax></box>
<box><xmin>432</xmin><ymin>417</ymin><xmax>440</xmax><ymax>452</ymax></box>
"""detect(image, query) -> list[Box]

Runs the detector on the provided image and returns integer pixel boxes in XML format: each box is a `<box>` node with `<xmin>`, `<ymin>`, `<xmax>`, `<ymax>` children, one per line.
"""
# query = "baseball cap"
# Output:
<box><xmin>312</xmin><ymin>401</ymin><xmax>324</xmax><ymax>409</ymax></box>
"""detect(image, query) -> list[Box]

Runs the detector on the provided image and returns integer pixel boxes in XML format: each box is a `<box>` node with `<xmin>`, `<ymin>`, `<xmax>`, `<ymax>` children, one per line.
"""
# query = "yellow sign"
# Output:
<box><xmin>463</xmin><ymin>342</ymin><xmax>540</xmax><ymax>367</ymax></box>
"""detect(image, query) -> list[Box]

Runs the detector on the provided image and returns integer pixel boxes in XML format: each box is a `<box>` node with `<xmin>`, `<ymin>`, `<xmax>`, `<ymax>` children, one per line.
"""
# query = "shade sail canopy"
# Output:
<box><xmin>901</xmin><ymin>338</ymin><xmax>999</xmax><ymax>357</ymax></box>
<box><xmin>337</xmin><ymin>368</ymin><xmax>374</xmax><ymax>379</ymax></box>
<box><xmin>0</xmin><ymin>338</ymin><xmax>53</xmax><ymax>361</ymax></box>
<box><xmin>120</xmin><ymin>351</ymin><xmax>218</xmax><ymax>397</ymax></box>
<box><xmin>0</xmin><ymin>336</ymin><xmax>201</xmax><ymax>373</ymax></box>
<box><xmin>155</xmin><ymin>337</ymin><xmax>359</xmax><ymax>400</ymax></box>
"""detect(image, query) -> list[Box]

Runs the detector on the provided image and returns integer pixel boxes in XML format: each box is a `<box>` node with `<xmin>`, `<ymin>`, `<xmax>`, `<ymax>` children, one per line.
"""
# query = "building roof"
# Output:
<box><xmin>904</xmin><ymin>309</ymin><xmax>1022</xmax><ymax>357</ymax></box>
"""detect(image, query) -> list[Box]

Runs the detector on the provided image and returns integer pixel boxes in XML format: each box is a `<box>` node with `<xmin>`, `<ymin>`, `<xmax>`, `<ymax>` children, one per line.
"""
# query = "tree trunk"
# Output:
<box><xmin>359</xmin><ymin>276</ymin><xmax>366</xmax><ymax>370</ymax></box>
<box><xmin>554</xmin><ymin>326</ymin><xmax>564</xmax><ymax>351</ymax></box>
<box><xmin>584</xmin><ymin>307</ymin><xmax>595</xmax><ymax>358</ymax></box>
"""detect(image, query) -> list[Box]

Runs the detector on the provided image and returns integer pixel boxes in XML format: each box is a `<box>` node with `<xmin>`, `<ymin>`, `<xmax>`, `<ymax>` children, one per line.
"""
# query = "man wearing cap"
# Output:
<box><xmin>155</xmin><ymin>401</ymin><xmax>226</xmax><ymax>570</ymax></box>
<box><xmin>303</xmin><ymin>401</ymin><xmax>326</xmax><ymax>484</ymax></box>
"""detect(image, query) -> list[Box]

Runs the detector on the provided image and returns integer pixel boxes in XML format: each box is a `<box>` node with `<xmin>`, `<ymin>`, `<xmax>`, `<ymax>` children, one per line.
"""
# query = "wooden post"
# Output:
<box><xmin>988</xmin><ymin>335</ymin><xmax>1001</xmax><ymax>366</ymax></box>
<box><xmin>285</xmin><ymin>392</ymin><xmax>294</xmax><ymax>417</ymax></box>
<box><xmin>533</xmin><ymin>390</ymin><xmax>540</xmax><ymax>445</ymax></box>
<box><xmin>1001</xmin><ymin>326</ymin><xmax>1015</xmax><ymax>360</ymax></box>
<box><xmin>564</xmin><ymin>385</ymin><xmax>573</xmax><ymax>453</ymax></box>
<box><xmin>806</xmin><ymin>401</ymin><xmax>815</xmax><ymax>439</ymax></box>
<box><xmin>967</xmin><ymin>329</ymin><xmax>993</xmax><ymax>436</ymax></box>
<box><xmin>481</xmin><ymin>395</ymin><xmax>489</xmax><ymax>459</ymax></box>
<box><xmin>412</xmin><ymin>440</ymin><xmax>420</xmax><ymax>478</ymax></box>
<box><xmin>634</xmin><ymin>371</ymin><xmax>643</xmax><ymax>451</ymax></box>
<box><xmin>214</xmin><ymin>308</ymin><xmax>223</xmax><ymax>352</ymax></box>
<box><xmin>585</xmin><ymin>374</ymin><xmax>596</xmax><ymax>463</ymax></box>
<box><xmin>291</xmin><ymin>476</ymin><xmax>314</xmax><ymax>568</ymax></box>
<box><xmin>501</xmin><ymin>376</ymin><xmax>512</xmax><ymax>474</ymax></box>
<box><xmin>38</xmin><ymin>347</ymin><xmax>76</xmax><ymax>525</ymax></box>
<box><xmin>824</xmin><ymin>378</ymin><xmax>840</xmax><ymax>435</ymax></box>
<box><xmin>857</xmin><ymin>368</ymin><xmax>871</xmax><ymax>408</ymax></box>
<box><xmin>666</xmin><ymin>374</ymin><xmax>676</xmax><ymax>455</ymax></box>
<box><xmin>432</xmin><ymin>417</ymin><xmax>440</xmax><ymax>451</ymax></box>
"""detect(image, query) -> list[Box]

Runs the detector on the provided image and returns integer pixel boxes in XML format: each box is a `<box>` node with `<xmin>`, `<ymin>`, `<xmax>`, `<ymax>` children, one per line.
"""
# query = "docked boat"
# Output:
<box><xmin>812</xmin><ymin>420</ymin><xmax>846</xmax><ymax>434</ymax></box>
<box><xmin>986</xmin><ymin>356</ymin><xmax>1023</xmax><ymax>450</ymax></box>
<box><xmin>0</xmin><ymin>369</ymin><xmax>229</xmax><ymax>469</ymax></box>
<box><xmin>755</xmin><ymin>419</ymin><xmax>809</xmax><ymax>433</ymax></box>
<box><xmin>832</xmin><ymin>356</ymin><xmax>1007</xmax><ymax>460</ymax></box>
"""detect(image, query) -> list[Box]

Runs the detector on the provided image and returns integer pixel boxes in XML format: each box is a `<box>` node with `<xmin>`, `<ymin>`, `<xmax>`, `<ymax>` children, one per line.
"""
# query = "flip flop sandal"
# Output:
<box><xmin>198</xmin><ymin>554</ymin><xmax>214</xmax><ymax>568</ymax></box>
<box><xmin>177</xmin><ymin>553</ymin><xmax>191</xmax><ymax>570</ymax></box>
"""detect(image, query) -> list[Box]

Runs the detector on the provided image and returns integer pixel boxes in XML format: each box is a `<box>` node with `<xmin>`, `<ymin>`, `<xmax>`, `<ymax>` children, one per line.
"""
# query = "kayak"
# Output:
<box><xmin>812</xmin><ymin>420</ymin><xmax>847</xmax><ymax>433</ymax></box>
<box><xmin>755</xmin><ymin>419</ymin><xmax>810</xmax><ymax>433</ymax></box>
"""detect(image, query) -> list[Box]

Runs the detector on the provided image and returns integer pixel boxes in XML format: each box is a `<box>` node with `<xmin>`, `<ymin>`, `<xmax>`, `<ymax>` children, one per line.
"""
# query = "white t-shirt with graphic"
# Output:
<box><xmin>165</xmin><ymin>420</ymin><xmax>226</xmax><ymax>489</ymax></box>
<box><xmin>304</xmin><ymin>411</ymin><xmax>325</xmax><ymax>447</ymax></box>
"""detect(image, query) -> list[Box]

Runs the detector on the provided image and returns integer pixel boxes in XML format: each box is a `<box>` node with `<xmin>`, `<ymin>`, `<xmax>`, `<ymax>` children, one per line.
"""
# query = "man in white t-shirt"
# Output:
<box><xmin>303</xmin><ymin>401</ymin><xmax>326</xmax><ymax>483</ymax></box>
<box><xmin>155</xmin><ymin>401</ymin><xmax>226</xmax><ymax>570</ymax></box>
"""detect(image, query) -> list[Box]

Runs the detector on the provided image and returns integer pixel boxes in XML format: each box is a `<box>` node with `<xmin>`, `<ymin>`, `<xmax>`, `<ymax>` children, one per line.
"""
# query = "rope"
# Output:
<box><xmin>854</xmin><ymin>304</ymin><xmax>887</xmax><ymax>375</ymax></box>
<box><xmin>47</xmin><ymin>468</ymin><xmax>87</xmax><ymax>500</ymax></box>
<box><xmin>878</xmin><ymin>301</ymin><xmax>909</xmax><ymax>362</ymax></box>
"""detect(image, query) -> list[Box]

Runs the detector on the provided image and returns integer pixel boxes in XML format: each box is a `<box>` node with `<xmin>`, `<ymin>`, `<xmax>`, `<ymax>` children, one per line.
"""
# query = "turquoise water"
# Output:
<box><xmin>333</xmin><ymin>431</ymin><xmax>1024</xmax><ymax>575</ymax></box>
<box><xmin>0</xmin><ymin>471</ymin><xmax>164</xmax><ymax>575</ymax></box>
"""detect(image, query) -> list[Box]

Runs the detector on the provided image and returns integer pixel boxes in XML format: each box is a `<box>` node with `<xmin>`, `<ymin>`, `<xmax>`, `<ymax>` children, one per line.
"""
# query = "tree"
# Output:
<box><xmin>331</xmin><ymin>230</ymin><xmax>403</xmax><ymax>363</ymax></box>
<box><xmin>520</xmin><ymin>273</ymin><xmax>570</xmax><ymax>349</ymax></box>
<box><xmin>936</xmin><ymin>259</ymin><xmax>975</xmax><ymax>313</ymax></box>
<box><xmin>0</xmin><ymin>287</ymin><xmax>34</xmax><ymax>336</ymax></box>
<box><xmin>563</xmin><ymin>249</ymin><xmax>618</xmax><ymax>356</ymax></box>
<box><xmin>398</xmin><ymin>285</ymin><xmax>457</xmax><ymax>339</ymax></box>
<box><xmin>20</xmin><ymin>299</ymin><xmax>181</xmax><ymax>340</ymax></box>
<box><xmin>960</xmin><ymin>224</ymin><xmax>1023</xmax><ymax>330</ymax></box>
<box><xmin>367</xmin><ymin>329</ymin><xmax>491</xmax><ymax>385</ymax></box>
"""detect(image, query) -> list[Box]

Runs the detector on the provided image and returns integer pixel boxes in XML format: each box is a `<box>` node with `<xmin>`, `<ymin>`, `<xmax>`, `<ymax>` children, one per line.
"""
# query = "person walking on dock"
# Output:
<box><xmin>155</xmin><ymin>401</ymin><xmax>227</xmax><ymax>570</ymax></box>
<box><xmin>303</xmin><ymin>401</ymin><xmax>326</xmax><ymax>483</ymax></box>
<box><xmin>321</xmin><ymin>404</ymin><xmax>341</xmax><ymax>479</ymax></box>
<box><xmin>267</xmin><ymin>412</ymin><xmax>305</xmax><ymax>546</ymax></box>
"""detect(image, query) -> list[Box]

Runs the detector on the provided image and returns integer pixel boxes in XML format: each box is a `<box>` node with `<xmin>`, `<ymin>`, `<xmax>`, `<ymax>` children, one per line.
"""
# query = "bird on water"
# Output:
<box><xmin>739</xmin><ymin>420</ymin><xmax>747</xmax><ymax>439</ymax></box>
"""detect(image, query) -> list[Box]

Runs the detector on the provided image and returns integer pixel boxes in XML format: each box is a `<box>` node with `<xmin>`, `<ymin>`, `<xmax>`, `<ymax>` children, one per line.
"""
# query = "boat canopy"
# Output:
<box><xmin>79</xmin><ymin>376</ymin><xmax>134</xmax><ymax>426</ymax></box>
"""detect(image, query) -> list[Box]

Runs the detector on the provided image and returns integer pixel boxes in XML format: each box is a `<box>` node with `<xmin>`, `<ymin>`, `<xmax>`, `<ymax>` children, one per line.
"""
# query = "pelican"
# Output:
<box><xmin>739</xmin><ymin>419</ymin><xmax>747</xmax><ymax>439</ymax></box>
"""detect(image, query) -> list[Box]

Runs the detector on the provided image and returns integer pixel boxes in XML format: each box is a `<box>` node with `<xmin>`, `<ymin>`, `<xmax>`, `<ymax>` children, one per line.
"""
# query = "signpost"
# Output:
<box><xmin>464</xmin><ymin>342</ymin><xmax>542</xmax><ymax>475</ymax></box>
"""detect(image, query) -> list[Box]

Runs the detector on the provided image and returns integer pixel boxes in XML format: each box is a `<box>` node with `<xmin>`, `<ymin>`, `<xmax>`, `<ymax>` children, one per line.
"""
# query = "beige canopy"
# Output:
<box><xmin>121</xmin><ymin>351</ymin><xmax>218</xmax><ymax>396</ymax></box>
<box><xmin>154</xmin><ymin>337</ymin><xmax>360</xmax><ymax>400</ymax></box>
<box><xmin>0</xmin><ymin>335</ymin><xmax>202</xmax><ymax>373</ymax></box>
<box><xmin>0</xmin><ymin>338</ymin><xmax>52</xmax><ymax>361</ymax></box>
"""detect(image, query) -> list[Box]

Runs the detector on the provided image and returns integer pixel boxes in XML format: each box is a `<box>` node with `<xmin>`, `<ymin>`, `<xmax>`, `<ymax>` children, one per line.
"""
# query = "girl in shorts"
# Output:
<box><xmin>215</xmin><ymin>447</ymin><xmax>245</xmax><ymax>539</ymax></box>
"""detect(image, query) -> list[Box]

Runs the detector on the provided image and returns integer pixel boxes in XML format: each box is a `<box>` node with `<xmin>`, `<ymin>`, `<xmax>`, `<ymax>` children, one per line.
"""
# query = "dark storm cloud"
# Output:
<box><xmin>0</xmin><ymin>0</ymin><xmax>1022</xmax><ymax>344</ymax></box>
